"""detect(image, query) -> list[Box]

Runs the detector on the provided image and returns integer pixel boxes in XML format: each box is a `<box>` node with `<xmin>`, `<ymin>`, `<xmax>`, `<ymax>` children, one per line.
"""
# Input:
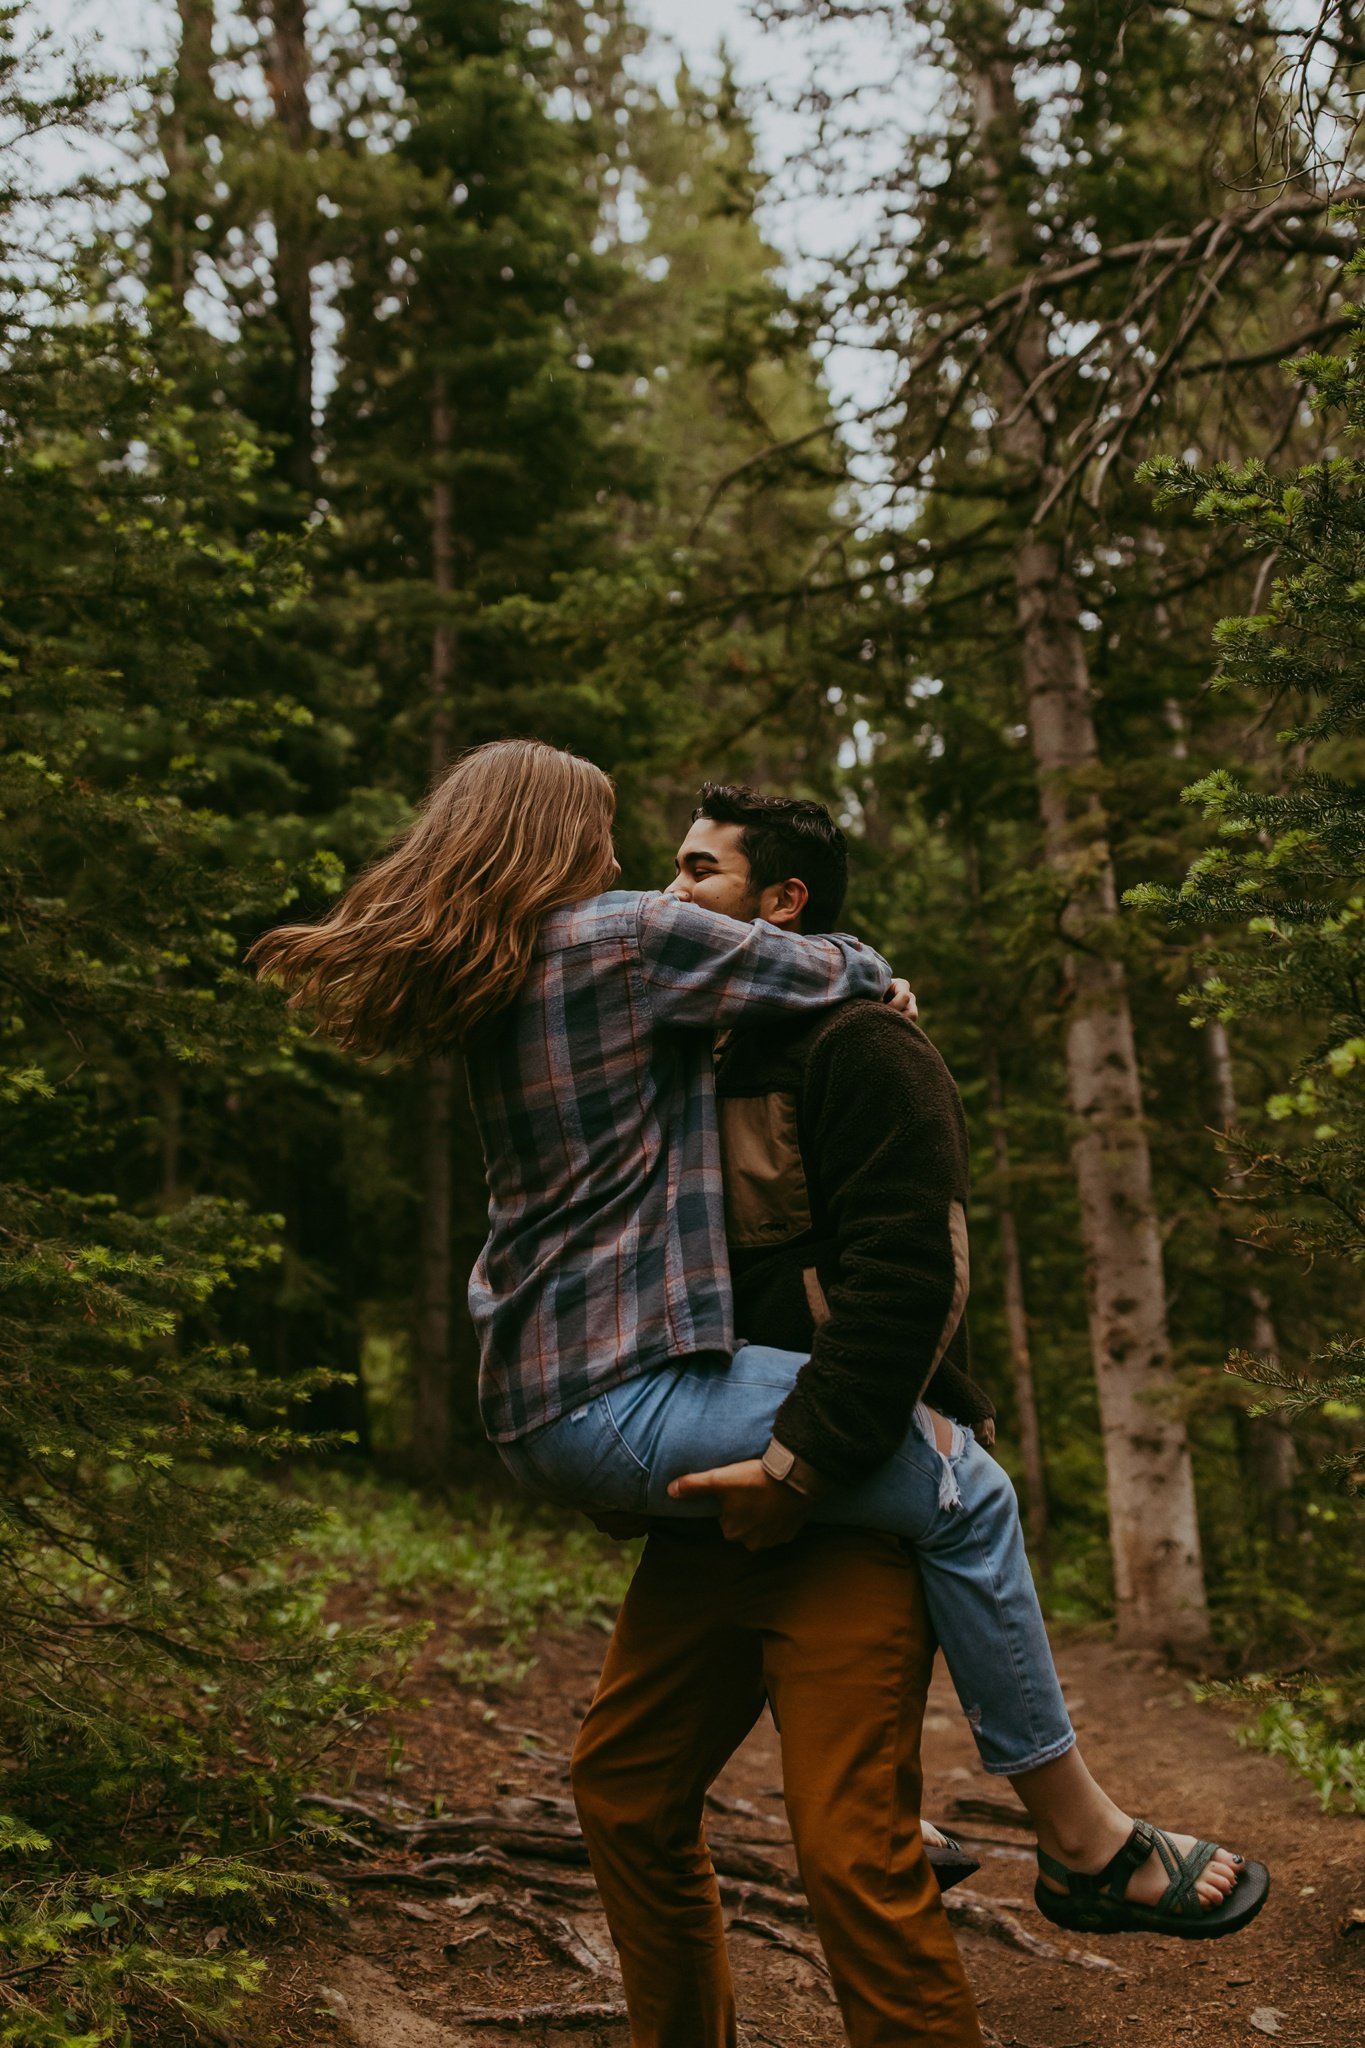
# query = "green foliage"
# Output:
<box><xmin>294</xmin><ymin>1474</ymin><xmax>637</xmax><ymax>1689</ymax></box>
<box><xmin>9</xmin><ymin>8</ymin><xmax>1363</xmax><ymax>2032</ymax></box>
<box><xmin>0</xmin><ymin>25</ymin><xmax>393</xmax><ymax>2040</ymax></box>
<box><xmin>1139</xmin><ymin>305</ymin><xmax>1365</xmax><ymax>1744</ymax></box>
<box><xmin>1234</xmin><ymin>1695</ymin><xmax>1365</xmax><ymax>1816</ymax></box>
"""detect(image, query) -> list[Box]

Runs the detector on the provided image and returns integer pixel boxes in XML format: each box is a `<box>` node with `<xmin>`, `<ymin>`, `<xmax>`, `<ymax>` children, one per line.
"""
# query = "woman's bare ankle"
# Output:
<box><xmin>1008</xmin><ymin>1747</ymin><xmax>1132</xmax><ymax>1868</ymax></box>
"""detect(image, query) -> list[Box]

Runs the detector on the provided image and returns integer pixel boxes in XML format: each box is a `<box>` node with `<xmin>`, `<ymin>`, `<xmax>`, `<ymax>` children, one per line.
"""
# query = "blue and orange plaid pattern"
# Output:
<box><xmin>466</xmin><ymin>890</ymin><xmax>890</xmax><ymax>1442</ymax></box>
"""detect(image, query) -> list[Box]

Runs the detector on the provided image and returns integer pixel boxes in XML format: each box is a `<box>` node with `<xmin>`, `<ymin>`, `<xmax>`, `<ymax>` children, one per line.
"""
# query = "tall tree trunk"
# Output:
<box><xmin>1166</xmin><ymin>664</ymin><xmax>1296</xmax><ymax>1529</ymax></box>
<box><xmin>965</xmin><ymin>843</ymin><xmax>1050</xmax><ymax>1570</ymax></box>
<box><xmin>971</xmin><ymin>39</ymin><xmax>1209</xmax><ymax>1647</ymax></box>
<box><xmin>415</xmin><ymin>1056</ymin><xmax>455</xmax><ymax>1475</ymax></box>
<box><xmin>256</xmin><ymin>0</ymin><xmax>315</xmax><ymax>494</ymax></box>
<box><xmin>156</xmin><ymin>1071</ymin><xmax>184</xmax><ymax>1209</ymax></box>
<box><xmin>158</xmin><ymin>0</ymin><xmax>217</xmax><ymax>304</ymax></box>
<box><xmin>413</xmin><ymin>376</ymin><xmax>457</xmax><ymax>1478</ymax></box>
<box><xmin>1203</xmin><ymin>1015</ymin><xmax>1298</xmax><ymax>1534</ymax></box>
<box><xmin>982</xmin><ymin>1045</ymin><xmax>1051</xmax><ymax>1575</ymax></box>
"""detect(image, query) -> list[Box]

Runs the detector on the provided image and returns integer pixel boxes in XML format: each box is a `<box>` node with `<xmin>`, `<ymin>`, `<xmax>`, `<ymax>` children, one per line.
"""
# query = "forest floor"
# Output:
<box><xmin>256</xmin><ymin>1570</ymin><xmax>1364</xmax><ymax>2048</ymax></box>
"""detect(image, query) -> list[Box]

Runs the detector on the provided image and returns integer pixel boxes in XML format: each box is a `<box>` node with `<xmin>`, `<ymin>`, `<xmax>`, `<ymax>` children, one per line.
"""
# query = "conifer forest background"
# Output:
<box><xmin>1</xmin><ymin>0</ymin><xmax>1363</xmax><ymax>2038</ymax></box>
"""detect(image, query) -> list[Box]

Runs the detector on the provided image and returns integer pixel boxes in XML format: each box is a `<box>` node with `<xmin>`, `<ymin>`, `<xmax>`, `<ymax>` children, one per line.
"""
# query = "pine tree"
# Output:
<box><xmin>314</xmin><ymin>0</ymin><xmax>642</xmax><ymax>1470</ymax></box>
<box><xmin>0</xmin><ymin>25</ymin><xmax>384</xmax><ymax>2036</ymax></box>
<box><xmin>766</xmin><ymin>0</ymin><xmax>1357</xmax><ymax>1644</ymax></box>
<box><xmin>1136</xmin><ymin>310</ymin><xmax>1365</xmax><ymax>1743</ymax></box>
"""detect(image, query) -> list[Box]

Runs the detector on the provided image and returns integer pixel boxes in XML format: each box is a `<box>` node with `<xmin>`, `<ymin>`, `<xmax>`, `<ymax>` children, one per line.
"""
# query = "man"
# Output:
<box><xmin>667</xmin><ymin>783</ymin><xmax>995</xmax><ymax>1542</ymax></box>
<box><xmin>569</xmin><ymin>789</ymin><xmax>987</xmax><ymax>2048</ymax></box>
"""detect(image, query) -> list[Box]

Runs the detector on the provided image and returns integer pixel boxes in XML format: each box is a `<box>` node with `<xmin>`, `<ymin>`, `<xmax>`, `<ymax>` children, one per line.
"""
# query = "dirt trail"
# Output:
<box><xmin>266</xmin><ymin>1609</ymin><xmax>1364</xmax><ymax>2048</ymax></box>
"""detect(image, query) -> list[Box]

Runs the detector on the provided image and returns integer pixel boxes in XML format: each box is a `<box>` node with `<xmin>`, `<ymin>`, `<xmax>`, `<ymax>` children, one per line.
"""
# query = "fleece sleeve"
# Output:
<box><xmin>768</xmin><ymin>1008</ymin><xmax>971</xmax><ymax>1487</ymax></box>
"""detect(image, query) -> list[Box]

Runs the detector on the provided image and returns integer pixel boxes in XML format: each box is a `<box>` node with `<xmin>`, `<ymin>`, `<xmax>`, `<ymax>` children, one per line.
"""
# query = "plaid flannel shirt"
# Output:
<box><xmin>465</xmin><ymin>890</ymin><xmax>891</xmax><ymax>1442</ymax></box>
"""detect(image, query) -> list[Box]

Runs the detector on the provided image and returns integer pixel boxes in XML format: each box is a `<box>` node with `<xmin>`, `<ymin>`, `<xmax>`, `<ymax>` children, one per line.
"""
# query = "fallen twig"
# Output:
<box><xmin>453</xmin><ymin>2002</ymin><xmax>627</xmax><ymax>2030</ymax></box>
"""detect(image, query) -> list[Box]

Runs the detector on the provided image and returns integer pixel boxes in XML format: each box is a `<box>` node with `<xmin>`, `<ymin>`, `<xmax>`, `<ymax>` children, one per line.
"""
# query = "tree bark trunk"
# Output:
<box><xmin>415</xmin><ymin>1055</ymin><xmax>455</xmax><ymax>1475</ymax></box>
<box><xmin>257</xmin><ymin>0</ymin><xmax>315</xmax><ymax>495</ymax></box>
<box><xmin>964</xmin><ymin>843</ymin><xmax>1050</xmax><ymax>1570</ymax></box>
<box><xmin>1203</xmin><ymin>1014</ymin><xmax>1297</xmax><ymax>1532</ymax></box>
<box><xmin>156</xmin><ymin>1071</ymin><xmax>184</xmax><ymax>1209</ymax></box>
<box><xmin>1166</xmin><ymin>675</ymin><xmax>1296</xmax><ymax>1527</ymax></box>
<box><xmin>412</xmin><ymin>376</ymin><xmax>458</xmax><ymax>1478</ymax></box>
<box><xmin>982</xmin><ymin>1044</ymin><xmax>1051</xmax><ymax>1576</ymax></box>
<box><xmin>159</xmin><ymin>0</ymin><xmax>217</xmax><ymax>305</ymax></box>
<box><xmin>971</xmin><ymin>38</ymin><xmax>1209</xmax><ymax>1647</ymax></box>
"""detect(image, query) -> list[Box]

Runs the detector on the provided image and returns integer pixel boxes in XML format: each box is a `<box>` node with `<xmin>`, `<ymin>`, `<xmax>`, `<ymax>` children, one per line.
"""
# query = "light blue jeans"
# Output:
<box><xmin>498</xmin><ymin>1343</ymin><xmax>1075</xmax><ymax>1778</ymax></box>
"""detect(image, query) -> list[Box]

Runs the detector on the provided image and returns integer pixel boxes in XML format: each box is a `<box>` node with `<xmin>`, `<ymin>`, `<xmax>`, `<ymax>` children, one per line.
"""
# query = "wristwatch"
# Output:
<box><xmin>760</xmin><ymin>1436</ymin><xmax>827</xmax><ymax>1500</ymax></box>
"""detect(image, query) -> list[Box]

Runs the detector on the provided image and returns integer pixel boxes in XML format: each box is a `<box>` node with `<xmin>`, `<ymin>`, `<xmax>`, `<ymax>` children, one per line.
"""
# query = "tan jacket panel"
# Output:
<box><xmin>720</xmin><ymin>1091</ymin><xmax>812</xmax><ymax>1249</ymax></box>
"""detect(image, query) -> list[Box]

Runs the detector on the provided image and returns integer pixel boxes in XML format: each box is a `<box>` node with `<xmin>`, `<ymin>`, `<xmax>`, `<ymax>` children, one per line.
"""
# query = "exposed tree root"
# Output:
<box><xmin>347</xmin><ymin>1848</ymin><xmax>598</xmax><ymax>1905</ymax></box>
<box><xmin>319</xmin><ymin>1792</ymin><xmax>1116</xmax><ymax>1977</ymax></box>
<box><xmin>479</xmin><ymin>1898</ymin><xmax>603</xmax><ymax>1974</ymax></box>
<box><xmin>452</xmin><ymin>2001</ymin><xmax>627</xmax><ymax>2029</ymax></box>
<box><xmin>309</xmin><ymin>1791</ymin><xmax>797</xmax><ymax>1887</ymax></box>
<box><xmin>727</xmin><ymin>1913</ymin><xmax>835</xmax><ymax>1997</ymax></box>
<box><xmin>720</xmin><ymin>1878</ymin><xmax>812</xmax><ymax>1923</ymax></box>
<box><xmin>947</xmin><ymin>1889</ymin><xmax>1117</xmax><ymax>1972</ymax></box>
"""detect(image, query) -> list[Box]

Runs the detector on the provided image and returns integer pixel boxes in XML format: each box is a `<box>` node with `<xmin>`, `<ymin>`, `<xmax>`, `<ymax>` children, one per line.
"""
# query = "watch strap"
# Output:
<box><xmin>760</xmin><ymin>1436</ymin><xmax>828</xmax><ymax>1500</ymax></box>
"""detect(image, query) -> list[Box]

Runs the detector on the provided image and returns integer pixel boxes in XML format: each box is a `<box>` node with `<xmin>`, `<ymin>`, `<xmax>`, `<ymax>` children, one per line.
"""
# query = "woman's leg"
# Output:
<box><xmin>507</xmin><ymin>1351</ymin><xmax>1246</xmax><ymax>1916</ymax></box>
<box><xmin>891</xmin><ymin>1419</ymin><xmax>1240</xmax><ymax>1912</ymax></box>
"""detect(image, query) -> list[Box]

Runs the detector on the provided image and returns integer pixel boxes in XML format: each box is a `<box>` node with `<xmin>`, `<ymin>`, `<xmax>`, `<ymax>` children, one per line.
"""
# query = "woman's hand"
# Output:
<box><xmin>666</xmin><ymin>1459</ymin><xmax>812</xmax><ymax>1550</ymax></box>
<box><xmin>884</xmin><ymin>979</ymin><xmax>919</xmax><ymax>1019</ymax></box>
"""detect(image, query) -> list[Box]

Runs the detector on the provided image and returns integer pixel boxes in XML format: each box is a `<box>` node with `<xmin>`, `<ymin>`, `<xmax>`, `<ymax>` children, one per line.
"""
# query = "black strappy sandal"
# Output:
<box><xmin>927</xmin><ymin>1834</ymin><xmax>980</xmax><ymax>1892</ymax></box>
<box><xmin>1035</xmin><ymin>1818</ymin><xmax>1270</xmax><ymax>1939</ymax></box>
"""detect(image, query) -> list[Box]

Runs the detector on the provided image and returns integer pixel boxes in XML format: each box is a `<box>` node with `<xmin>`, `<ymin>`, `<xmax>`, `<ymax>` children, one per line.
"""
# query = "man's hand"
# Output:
<box><xmin>884</xmin><ymin>979</ymin><xmax>919</xmax><ymax>1020</ymax></box>
<box><xmin>667</xmin><ymin>1459</ymin><xmax>812</xmax><ymax>1550</ymax></box>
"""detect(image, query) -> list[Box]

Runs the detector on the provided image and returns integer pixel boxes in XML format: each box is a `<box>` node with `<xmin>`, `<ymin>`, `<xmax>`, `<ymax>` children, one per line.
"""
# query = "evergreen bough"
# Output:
<box><xmin>1136</xmin><ymin>284</ymin><xmax>1365</xmax><ymax>1786</ymax></box>
<box><xmin>0</xmin><ymin>24</ymin><xmax>390</xmax><ymax>2038</ymax></box>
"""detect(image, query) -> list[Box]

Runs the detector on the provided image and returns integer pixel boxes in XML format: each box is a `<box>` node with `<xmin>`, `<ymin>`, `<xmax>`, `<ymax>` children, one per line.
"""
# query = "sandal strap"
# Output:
<box><xmin>1148</xmin><ymin>1827</ymin><xmax>1220</xmax><ymax>1916</ymax></box>
<box><xmin>1037</xmin><ymin>1819</ymin><xmax>1157</xmax><ymax>1902</ymax></box>
<box><xmin>1092</xmin><ymin>1818</ymin><xmax>1159</xmax><ymax>1900</ymax></box>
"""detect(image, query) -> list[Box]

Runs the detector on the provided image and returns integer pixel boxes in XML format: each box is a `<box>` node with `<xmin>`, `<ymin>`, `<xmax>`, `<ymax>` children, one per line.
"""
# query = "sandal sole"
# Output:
<box><xmin>1034</xmin><ymin>1860</ymin><xmax>1270</xmax><ymax>1941</ymax></box>
<box><xmin>928</xmin><ymin>1841</ymin><xmax>980</xmax><ymax>1893</ymax></box>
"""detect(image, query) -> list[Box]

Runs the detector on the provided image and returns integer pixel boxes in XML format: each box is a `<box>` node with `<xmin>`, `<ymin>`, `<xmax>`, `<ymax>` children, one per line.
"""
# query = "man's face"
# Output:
<box><xmin>665</xmin><ymin>816</ymin><xmax>808</xmax><ymax>929</ymax></box>
<box><xmin>665</xmin><ymin>819</ymin><xmax>760</xmax><ymax>924</ymax></box>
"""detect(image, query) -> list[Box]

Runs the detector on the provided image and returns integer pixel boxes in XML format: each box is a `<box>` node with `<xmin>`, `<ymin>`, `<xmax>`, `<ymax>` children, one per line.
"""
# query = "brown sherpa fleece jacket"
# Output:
<box><xmin>716</xmin><ymin>998</ymin><xmax>995</xmax><ymax>1488</ymax></box>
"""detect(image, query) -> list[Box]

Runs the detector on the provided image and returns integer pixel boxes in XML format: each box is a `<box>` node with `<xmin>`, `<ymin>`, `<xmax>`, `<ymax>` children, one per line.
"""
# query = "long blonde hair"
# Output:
<box><xmin>250</xmin><ymin>740</ymin><xmax>617</xmax><ymax>1056</ymax></box>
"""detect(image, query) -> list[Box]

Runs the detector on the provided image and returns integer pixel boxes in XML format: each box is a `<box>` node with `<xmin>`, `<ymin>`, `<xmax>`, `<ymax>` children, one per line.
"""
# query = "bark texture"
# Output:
<box><xmin>256</xmin><ymin>0</ymin><xmax>316</xmax><ymax>494</ymax></box>
<box><xmin>983</xmin><ymin>1045</ymin><xmax>1050</xmax><ymax>1574</ymax></box>
<box><xmin>413</xmin><ymin>377</ymin><xmax>458</xmax><ymax>1477</ymax></box>
<box><xmin>1203</xmin><ymin>1014</ymin><xmax>1297</xmax><ymax>1531</ymax></box>
<box><xmin>965</xmin><ymin>844</ymin><xmax>1049</xmax><ymax>1569</ymax></box>
<box><xmin>1170</xmin><ymin>695</ymin><xmax>1295</xmax><ymax>1525</ymax></box>
<box><xmin>970</xmin><ymin>34</ymin><xmax>1209</xmax><ymax>1646</ymax></box>
<box><xmin>158</xmin><ymin>0</ymin><xmax>217</xmax><ymax>304</ymax></box>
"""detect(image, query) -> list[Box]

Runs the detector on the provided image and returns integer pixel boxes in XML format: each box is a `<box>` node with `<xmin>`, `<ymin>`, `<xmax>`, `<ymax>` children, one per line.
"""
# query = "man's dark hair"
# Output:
<box><xmin>694</xmin><ymin>784</ymin><xmax>848</xmax><ymax>932</ymax></box>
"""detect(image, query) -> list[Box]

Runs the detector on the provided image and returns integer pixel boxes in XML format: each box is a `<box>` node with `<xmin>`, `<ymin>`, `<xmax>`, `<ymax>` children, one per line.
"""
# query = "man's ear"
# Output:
<box><xmin>760</xmin><ymin>876</ymin><xmax>810</xmax><ymax>929</ymax></box>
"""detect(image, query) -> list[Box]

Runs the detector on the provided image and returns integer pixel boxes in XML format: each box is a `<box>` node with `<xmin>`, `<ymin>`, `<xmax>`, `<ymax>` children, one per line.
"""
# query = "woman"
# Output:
<box><xmin>253</xmin><ymin>738</ymin><xmax>1268</xmax><ymax>1941</ymax></box>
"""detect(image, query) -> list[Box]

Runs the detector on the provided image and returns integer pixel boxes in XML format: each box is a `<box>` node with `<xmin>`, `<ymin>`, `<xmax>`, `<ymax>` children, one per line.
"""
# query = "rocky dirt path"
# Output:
<box><xmin>264</xmin><ymin>1610</ymin><xmax>1364</xmax><ymax>2048</ymax></box>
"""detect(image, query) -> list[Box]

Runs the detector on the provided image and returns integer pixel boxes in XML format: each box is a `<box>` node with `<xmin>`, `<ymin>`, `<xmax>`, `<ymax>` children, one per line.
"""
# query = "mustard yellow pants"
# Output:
<box><xmin>570</xmin><ymin>1525</ymin><xmax>984</xmax><ymax>2048</ymax></box>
